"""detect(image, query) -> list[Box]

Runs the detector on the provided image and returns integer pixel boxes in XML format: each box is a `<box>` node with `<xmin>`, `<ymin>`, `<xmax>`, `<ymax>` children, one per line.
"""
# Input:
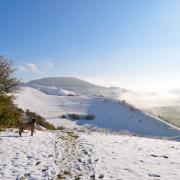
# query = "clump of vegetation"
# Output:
<box><xmin>120</xmin><ymin>100</ymin><xmax>138</xmax><ymax>112</ymax></box>
<box><xmin>84</xmin><ymin>114</ymin><xmax>96</xmax><ymax>120</ymax></box>
<box><xmin>59</xmin><ymin>114</ymin><xmax>67</xmax><ymax>119</ymax></box>
<box><xmin>69</xmin><ymin>114</ymin><xmax>80</xmax><ymax>120</ymax></box>
<box><xmin>56</xmin><ymin>126</ymin><xmax>65</xmax><ymax>130</ymax></box>
<box><xmin>68</xmin><ymin>113</ymin><xmax>96</xmax><ymax>121</ymax></box>
<box><xmin>121</xmin><ymin>100</ymin><xmax>127</xmax><ymax>105</ymax></box>
<box><xmin>25</xmin><ymin>110</ymin><xmax>56</xmax><ymax>130</ymax></box>
<box><xmin>0</xmin><ymin>97</ymin><xmax>22</xmax><ymax>128</ymax></box>
<box><xmin>129</xmin><ymin>105</ymin><xmax>136</xmax><ymax>111</ymax></box>
<box><xmin>67</xmin><ymin>94</ymin><xmax>75</xmax><ymax>96</ymax></box>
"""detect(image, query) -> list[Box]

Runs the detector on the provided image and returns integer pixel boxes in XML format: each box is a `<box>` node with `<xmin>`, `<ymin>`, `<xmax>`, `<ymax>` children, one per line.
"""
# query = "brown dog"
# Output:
<box><xmin>19</xmin><ymin>118</ymin><xmax>36</xmax><ymax>136</ymax></box>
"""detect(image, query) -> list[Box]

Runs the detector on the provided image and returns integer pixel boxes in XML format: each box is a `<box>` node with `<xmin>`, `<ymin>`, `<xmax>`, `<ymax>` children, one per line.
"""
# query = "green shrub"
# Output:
<box><xmin>68</xmin><ymin>113</ymin><xmax>95</xmax><ymax>121</ymax></box>
<box><xmin>0</xmin><ymin>96</ymin><xmax>22</xmax><ymax>128</ymax></box>
<box><xmin>68</xmin><ymin>114</ymin><xmax>81</xmax><ymax>120</ymax></box>
<box><xmin>85</xmin><ymin>114</ymin><xmax>96</xmax><ymax>120</ymax></box>
<box><xmin>56</xmin><ymin>126</ymin><xmax>65</xmax><ymax>130</ymax></box>
<box><xmin>59</xmin><ymin>115</ymin><xmax>67</xmax><ymax>119</ymax></box>
<box><xmin>67</xmin><ymin>94</ymin><xmax>75</xmax><ymax>96</ymax></box>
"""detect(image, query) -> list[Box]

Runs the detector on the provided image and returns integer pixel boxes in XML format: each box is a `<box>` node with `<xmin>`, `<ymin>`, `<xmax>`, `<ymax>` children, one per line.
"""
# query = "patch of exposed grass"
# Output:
<box><xmin>68</xmin><ymin>114</ymin><xmax>80</xmax><ymax>120</ymax></box>
<box><xmin>59</xmin><ymin>115</ymin><xmax>67</xmax><ymax>119</ymax></box>
<box><xmin>84</xmin><ymin>114</ymin><xmax>96</xmax><ymax>120</ymax></box>
<box><xmin>68</xmin><ymin>113</ymin><xmax>96</xmax><ymax>121</ymax></box>
<box><xmin>56</xmin><ymin>126</ymin><xmax>65</xmax><ymax>130</ymax></box>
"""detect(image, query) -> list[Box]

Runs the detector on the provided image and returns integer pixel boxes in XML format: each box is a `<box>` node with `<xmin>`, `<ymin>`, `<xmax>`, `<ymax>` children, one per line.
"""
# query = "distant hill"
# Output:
<box><xmin>28</xmin><ymin>77</ymin><xmax>97</xmax><ymax>89</ymax></box>
<box><xmin>27</xmin><ymin>77</ymin><xmax>125</xmax><ymax>98</ymax></box>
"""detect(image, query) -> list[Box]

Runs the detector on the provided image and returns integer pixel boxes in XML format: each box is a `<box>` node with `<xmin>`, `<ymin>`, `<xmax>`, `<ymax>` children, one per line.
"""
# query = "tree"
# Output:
<box><xmin>0</xmin><ymin>55</ymin><xmax>21</xmax><ymax>128</ymax></box>
<box><xmin>0</xmin><ymin>55</ymin><xmax>20</xmax><ymax>96</ymax></box>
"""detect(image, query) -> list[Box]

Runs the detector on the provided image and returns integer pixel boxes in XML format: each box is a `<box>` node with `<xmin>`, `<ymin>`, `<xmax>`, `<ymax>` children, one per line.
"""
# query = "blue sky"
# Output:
<box><xmin>0</xmin><ymin>0</ymin><xmax>180</xmax><ymax>91</ymax></box>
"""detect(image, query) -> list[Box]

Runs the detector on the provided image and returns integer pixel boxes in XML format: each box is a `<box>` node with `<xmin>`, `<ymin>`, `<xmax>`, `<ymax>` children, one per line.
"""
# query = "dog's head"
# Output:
<box><xmin>32</xmin><ymin>118</ymin><xmax>37</xmax><ymax>123</ymax></box>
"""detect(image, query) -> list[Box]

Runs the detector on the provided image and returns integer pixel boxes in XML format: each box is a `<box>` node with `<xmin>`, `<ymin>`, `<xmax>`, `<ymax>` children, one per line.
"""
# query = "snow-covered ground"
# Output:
<box><xmin>1</xmin><ymin>129</ymin><xmax>180</xmax><ymax>180</ymax></box>
<box><xmin>15</xmin><ymin>86</ymin><xmax>180</xmax><ymax>138</ymax></box>
<box><xmin>81</xmin><ymin>132</ymin><xmax>180</xmax><ymax>180</ymax></box>
<box><xmin>0</xmin><ymin>129</ymin><xmax>57</xmax><ymax>179</ymax></box>
<box><xmin>8</xmin><ymin>84</ymin><xmax>180</xmax><ymax>179</ymax></box>
<box><xmin>0</xmin><ymin>128</ymin><xmax>94</xmax><ymax>180</ymax></box>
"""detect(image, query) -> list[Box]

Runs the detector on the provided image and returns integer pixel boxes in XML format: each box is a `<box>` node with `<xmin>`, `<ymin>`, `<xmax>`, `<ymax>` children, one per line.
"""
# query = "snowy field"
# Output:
<box><xmin>5</xmin><ymin>84</ymin><xmax>179</xmax><ymax>179</ymax></box>
<box><xmin>81</xmin><ymin>132</ymin><xmax>180</xmax><ymax>180</ymax></box>
<box><xmin>0</xmin><ymin>129</ymin><xmax>180</xmax><ymax>180</ymax></box>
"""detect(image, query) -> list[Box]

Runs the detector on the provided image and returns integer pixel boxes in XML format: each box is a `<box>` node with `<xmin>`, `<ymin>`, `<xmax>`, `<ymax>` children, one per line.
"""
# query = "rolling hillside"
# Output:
<box><xmin>15</xmin><ymin>85</ymin><xmax>180</xmax><ymax>139</ymax></box>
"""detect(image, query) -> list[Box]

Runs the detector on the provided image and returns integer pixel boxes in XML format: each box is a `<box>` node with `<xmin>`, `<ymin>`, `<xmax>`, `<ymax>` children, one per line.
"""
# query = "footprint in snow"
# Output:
<box><xmin>48</xmin><ymin>154</ymin><xmax>53</xmax><ymax>158</ymax></box>
<box><xmin>148</xmin><ymin>173</ymin><xmax>160</xmax><ymax>178</ymax></box>
<box><xmin>150</xmin><ymin>154</ymin><xmax>168</xmax><ymax>159</ymax></box>
<box><xmin>24</xmin><ymin>172</ymin><xmax>31</xmax><ymax>177</ymax></box>
<box><xmin>98</xmin><ymin>174</ymin><xmax>104</xmax><ymax>179</ymax></box>
<box><xmin>27</xmin><ymin>155</ymin><xmax>34</xmax><ymax>159</ymax></box>
<box><xmin>36</xmin><ymin>161</ymin><xmax>41</xmax><ymax>166</ymax></box>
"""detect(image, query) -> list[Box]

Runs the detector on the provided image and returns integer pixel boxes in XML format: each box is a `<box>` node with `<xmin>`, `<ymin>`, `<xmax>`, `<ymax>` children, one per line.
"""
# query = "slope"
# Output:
<box><xmin>15</xmin><ymin>86</ymin><xmax>180</xmax><ymax>138</ymax></box>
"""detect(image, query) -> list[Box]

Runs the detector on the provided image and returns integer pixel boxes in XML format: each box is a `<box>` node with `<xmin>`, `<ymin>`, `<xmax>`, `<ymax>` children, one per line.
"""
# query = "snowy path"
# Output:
<box><xmin>55</xmin><ymin>129</ymin><xmax>95</xmax><ymax>179</ymax></box>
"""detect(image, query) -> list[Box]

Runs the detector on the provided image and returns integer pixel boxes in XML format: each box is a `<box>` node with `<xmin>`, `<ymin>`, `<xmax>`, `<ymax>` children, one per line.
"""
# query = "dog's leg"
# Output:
<box><xmin>31</xmin><ymin>129</ymin><xmax>34</xmax><ymax>136</ymax></box>
<box><xmin>19</xmin><ymin>128</ymin><xmax>22</xmax><ymax>137</ymax></box>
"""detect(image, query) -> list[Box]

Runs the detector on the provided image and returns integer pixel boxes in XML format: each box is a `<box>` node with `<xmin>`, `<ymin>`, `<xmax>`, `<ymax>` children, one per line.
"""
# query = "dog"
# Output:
<box><xmin>19</xmin><ymin>118</ymin><xmax>37</xmax><ymax>136</ymax></box>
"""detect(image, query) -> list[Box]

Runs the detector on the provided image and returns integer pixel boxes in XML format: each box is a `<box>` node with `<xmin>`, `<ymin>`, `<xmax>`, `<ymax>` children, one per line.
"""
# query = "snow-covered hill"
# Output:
<box><xmin>15</xmin><ymin>86</ymin><xmax>180</xmax><ymax>138</ymax></box>
<box><xmin>26</xmin><ymin>77</ymin><xmax>124</xmax><ymax>98</ymax></box>
<box><xmin>27</xmin><ymin>84</ymin><xmax>76</xmax><ymax>96</ymax></box>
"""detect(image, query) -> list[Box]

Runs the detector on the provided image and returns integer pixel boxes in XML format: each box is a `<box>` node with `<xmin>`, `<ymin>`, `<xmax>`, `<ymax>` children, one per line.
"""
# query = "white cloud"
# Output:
<box><xmin>18</xmin><ymin>61</ymin><xmax>54</xmax><ymax>76</ymax></box>
<box><xmin>46</xmin><ymin>62</ymin><xmax>54</xmax><ymax>68</ymax></box>
<box><xmin>43</xmin><ymin>62</ymin><xmax>54</xmax><ymax>71</ymax></box>
<box><xmin>18</xmin><ymin>63</ymin><xmax>39</xmax><ymax>73</ymax></box>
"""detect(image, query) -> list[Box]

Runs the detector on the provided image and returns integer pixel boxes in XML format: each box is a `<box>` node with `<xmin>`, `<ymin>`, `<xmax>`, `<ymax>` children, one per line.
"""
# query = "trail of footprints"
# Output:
<box><xmin>55</xmin><ymin>130</ymin><xmax>96</xmax><ymax>180</ymax></box>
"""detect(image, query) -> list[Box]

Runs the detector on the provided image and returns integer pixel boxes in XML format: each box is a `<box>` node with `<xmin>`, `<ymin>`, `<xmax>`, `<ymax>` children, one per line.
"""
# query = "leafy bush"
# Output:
<box><xmin>59</xmin><ymin>114</ymin><xmax>67</xmax><ymax>119</ymax></box>
<box><xmin>68</xmin><ymin>113</ymin><xmax>95</xmax><ymax>121</ymax></box>
<box><xmin>68</xmin><ymin>114</ymin><xmax>80</xmax><ymax>120</ymax></box>
<box><xmin>129</xmin><ymin>105</ymin><xmax>136</xmax><ymax>111</ymax></box>
<box><xmin>67</xmin><ymin>94</ymin><xmax>75</xmax><ymax>96</ymax></box>
<box><xmin>85</xmin><ymin>114</ymin><xmax>96</xmax><ymax>120</ymax></box>
<box><xmin>56</xmin><ymin>126</ymin><xmax>65</xmax><ymax>130</ymax></box>
<box><xmin>120</xmin><ymin>100</ymin><xmax>137</xmax><ymax>111</ymax></box>
<box><xmin>0</xmin><ymin>96</ymin><xmax>22</xmax><ymax>128</ymax></box>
